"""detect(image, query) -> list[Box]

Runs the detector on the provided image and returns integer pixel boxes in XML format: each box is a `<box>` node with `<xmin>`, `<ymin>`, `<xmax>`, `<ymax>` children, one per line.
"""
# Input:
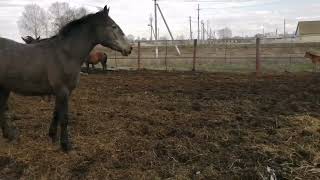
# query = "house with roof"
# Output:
<box><xmin>295</xmin><ymin>21</ymin><xmax>320</xmax><ymax>42</ymax></box>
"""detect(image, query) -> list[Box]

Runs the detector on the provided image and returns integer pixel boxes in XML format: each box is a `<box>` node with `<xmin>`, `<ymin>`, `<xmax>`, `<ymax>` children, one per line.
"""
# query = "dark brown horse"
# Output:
<box><xmin>86</xmin><ymin>52</ymin><xmax>108</xmax><ymax>72</ymax></box>
<box><xmin>0</xmin><ymin>5</ymin><xmax>132</xmax><ymax>152</ymax></box>
<box><xmin>21</xmin><ymin>36</ymin><xmax>40</xmax><ymax>44</ymax></box>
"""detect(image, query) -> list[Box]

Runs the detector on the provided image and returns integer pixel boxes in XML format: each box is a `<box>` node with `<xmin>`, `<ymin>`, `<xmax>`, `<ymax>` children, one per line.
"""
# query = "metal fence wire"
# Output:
<box><xmin>93</xmin><ymin>38</ymin><xmax>320</xmax><ymax>74</ymax></box>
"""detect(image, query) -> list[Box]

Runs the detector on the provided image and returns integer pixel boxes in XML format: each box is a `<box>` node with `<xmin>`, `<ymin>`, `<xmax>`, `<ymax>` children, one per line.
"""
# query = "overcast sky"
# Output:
<box><xmin>0</xmin><ymin>0</ymin><xmax>319</xmax><ymax>42</ymax></box>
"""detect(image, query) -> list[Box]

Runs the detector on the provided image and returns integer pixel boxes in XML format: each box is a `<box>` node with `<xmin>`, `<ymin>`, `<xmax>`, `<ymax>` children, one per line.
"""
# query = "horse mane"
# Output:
<box><xmin>58</xmin><ymin>11</ymin><xmax>102</xmax><ymax>37</ymax></box>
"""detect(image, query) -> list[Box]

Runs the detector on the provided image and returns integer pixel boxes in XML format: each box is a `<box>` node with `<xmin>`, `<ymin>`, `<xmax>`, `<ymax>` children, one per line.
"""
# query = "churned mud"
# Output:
<box><xmin>0</xmin><ymin>70</ymin><xmax>319</xmax><ymax>179</ymax></box>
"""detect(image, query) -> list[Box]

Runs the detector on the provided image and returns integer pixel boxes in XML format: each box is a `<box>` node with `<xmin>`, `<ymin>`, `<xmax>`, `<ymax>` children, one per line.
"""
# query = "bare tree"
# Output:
<box><xmin>75</xmin><ymin>7</ymin><xmax>88</xmax><ymax>18</ymax></box>
<box><xmin>48</xmin><ymin>2</ymin><xmax>88</xmax><ymax>34</ymax></box>
<box><xmin>126</xmin><ymin>34</ymin><xmax>135</xmax><ymax>43</ymax></box>
<box><xmin>218</xmin><ymin>27</ymin><xmax>232</xmax><ymax>39</ymax></box>
<box><xmin>17</xmin><ymin>4</ymin><xmax>49</xmax><ymax>38</ymax></box>
<box><xmin>49</xmin><ymin>2</ymin><xmax>73</xmax><ymax>34</ymax></box>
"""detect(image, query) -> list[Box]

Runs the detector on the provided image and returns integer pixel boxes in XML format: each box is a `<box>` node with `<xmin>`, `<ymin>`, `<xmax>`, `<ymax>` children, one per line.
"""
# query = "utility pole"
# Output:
<box><xmin>149</xmin><ymin>15</ymin><xmax>153</xmax><ymax>40</ymax></box>
<box><xmin>157</xmin><ymin>3</ymin><xmax>181</xmax><ymax>55</ymax></box>
<box><xmin>207</xmin><ymin>20</ymin><xmax>210</xmax><ymax>39</ymax></box>
<box><xmin>283</xmin><ymin>18</ymin><xmax>286</xmax><ymax>39</ymax></box>
<box><xmin>201</xmin><ymin>20</ymin><xmax>205</xmax><ymax>40</ymax></box>
<box><xmin>189</xmin><ymin>16</ymin><xmax>193</xmax><ymax>40</ymax></box>
<box><xmin>197</xmin><ymin>4</ymin><xmax>200</xmax><ymax>40</ymax></box>
<box><xmin>154</xmin><ymin>0</ymin><xmax>158</xmax><ymax>57</ymax></box>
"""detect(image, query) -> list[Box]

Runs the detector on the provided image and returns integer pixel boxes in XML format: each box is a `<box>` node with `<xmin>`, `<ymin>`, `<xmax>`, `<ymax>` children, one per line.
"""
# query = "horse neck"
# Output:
<box><xmin>58</xmin><ymin>29</ymin><xmax>97</xmax><ymax>64</ymax></box>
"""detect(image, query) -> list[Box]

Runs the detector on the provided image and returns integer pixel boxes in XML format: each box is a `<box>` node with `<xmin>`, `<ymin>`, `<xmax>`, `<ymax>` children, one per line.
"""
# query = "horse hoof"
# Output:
<box><xmin>48</xmin><ymin>132</ymin><xmax>58</xmax><ymax>143</ymax></box>
<box><xmin>61</xmin><ymin>142</ymin><xmax>72</xmax><ymax>152</ymax></box>
<box><xmin>49</xmin><ymin>136</ymin><xmax>58</xmax><ymax>144</ymax></box>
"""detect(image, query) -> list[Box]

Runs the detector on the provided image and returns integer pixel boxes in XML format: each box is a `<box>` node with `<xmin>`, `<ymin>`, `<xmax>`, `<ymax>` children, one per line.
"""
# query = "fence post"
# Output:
<box><xmin>192</xmin><ymin>39</ymin><xmax>197</xmax><ymax>71</ymax></box>
<box><xmin>165</xmin><ymin>40</ymin><xmax>168</xmax><ymax>71</ymax></box>
<box><xmin>256</xmin><ymin>38</ymin><xmax>261</xmax><ymax>76</ymax></box>
<box><xmin>137</xmin><ymin>41</ymin><xmax>141</xmax><ymax>70</ymax></box>
<box><xmin>114</xmin><ymin>51</ymin><xmax>118</xmax><ymax>69</ymax></box>
<box><xmin>224</xmin><ymin>40</ymin><xmax>227</xmax><ymax>64</ymax></box>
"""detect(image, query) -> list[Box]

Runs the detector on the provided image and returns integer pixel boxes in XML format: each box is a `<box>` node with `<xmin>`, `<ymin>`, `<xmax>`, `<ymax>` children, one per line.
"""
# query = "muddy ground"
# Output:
<box><xmin>0</xmin><ymin>70</ymin><xmax>319</xmax><ymax>179</ymax></box>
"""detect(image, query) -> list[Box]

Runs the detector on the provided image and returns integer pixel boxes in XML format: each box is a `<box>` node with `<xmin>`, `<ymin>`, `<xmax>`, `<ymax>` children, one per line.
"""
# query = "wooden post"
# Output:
<box><xmin>192</xmin><ymin>39</ymin><xmax>197</xmax><ymax>71</ymax></box>
<box><xmin>114</xmin><ymin>51</ymin><xmax>118</xmax><ymax>69</ymax></box>
<box><xmin>256</xmin><ymin>38</ymin><xmax>261</xmax><ymax>76</ymax></box>
<box><xmin>165</xmin><ymin>40</ymin><xmax>168</xmax><ymax>71</ymax></box>
<box><xmin>224</xmin><ymin>40</ymin><xmax>227</xmax><ymax>64</ymax></box>
<box><xmin>138</xmin><ymin>41</ymin><xmax>141</xmax><ymax>70</ymax></box>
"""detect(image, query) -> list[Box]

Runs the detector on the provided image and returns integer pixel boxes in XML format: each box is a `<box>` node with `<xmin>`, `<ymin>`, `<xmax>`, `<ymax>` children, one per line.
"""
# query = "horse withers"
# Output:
<box><xmin>0</xmin><ymin>5</ymin><xmax>132</xmax><ymax>152</ymax></box>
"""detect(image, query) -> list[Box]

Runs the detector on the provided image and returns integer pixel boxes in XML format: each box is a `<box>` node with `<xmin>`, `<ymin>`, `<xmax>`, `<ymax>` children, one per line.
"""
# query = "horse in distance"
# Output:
<box><xmin>85</xmin><ymin>52</ymin><xmax>108</xmax><ymax>72</ymax></box>
<box><xmin>0</xmin><ymin>5</ymin><xmax>132</xmax><ymax>152</ymax></box>
<box><xmin>305</xmin><ymin>51</ymin><xmax>320</xmax><ymax>72</ymax></box>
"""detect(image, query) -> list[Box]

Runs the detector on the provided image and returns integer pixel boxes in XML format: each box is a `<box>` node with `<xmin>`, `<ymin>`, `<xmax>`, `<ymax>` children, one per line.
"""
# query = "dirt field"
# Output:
<box><xmin>0</xmin><ymin>70</ymin><xmax>319</xmax><ymax>179</ymax></box>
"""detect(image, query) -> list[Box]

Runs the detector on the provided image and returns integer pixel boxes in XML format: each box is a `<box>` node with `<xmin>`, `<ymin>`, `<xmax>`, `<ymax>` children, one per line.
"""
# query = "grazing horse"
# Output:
<box><xmin>305</xmin><ymin>51</ymin><xmax>320</xmax><ymax>72</ymax></box>
<box><xmin>86</xmin><ymin>52</ymin><xmax>108</xmax><ymax>72</ymax></box>
<box><xmin>0</xmin><ymin>5</ymin><xmax>132</xmax><ymax>152</ymax></box>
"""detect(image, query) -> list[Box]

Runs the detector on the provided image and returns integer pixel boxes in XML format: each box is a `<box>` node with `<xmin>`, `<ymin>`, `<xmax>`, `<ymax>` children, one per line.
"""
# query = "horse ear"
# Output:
<box><xmin>21</xmin><ymin>37</ymin><xmax>27</xmax><ymax>42</ymax></box>
<box><xmin>103</xmin><ymin>5</ymin><xmax>110</xmax><ymax>16</ymax></box>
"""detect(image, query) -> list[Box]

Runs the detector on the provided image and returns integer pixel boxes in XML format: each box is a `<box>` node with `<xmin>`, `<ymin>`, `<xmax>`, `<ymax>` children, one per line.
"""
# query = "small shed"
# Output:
<box><xmin>295</xmin><ymin>21</ymin><xmax>320</xmax><ymax>42</ymax></box>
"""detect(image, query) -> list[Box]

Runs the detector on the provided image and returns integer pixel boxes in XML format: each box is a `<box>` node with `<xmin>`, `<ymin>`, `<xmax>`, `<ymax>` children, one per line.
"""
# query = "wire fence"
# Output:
<box><xmin>93</xmin><ymin>38</ymin><xmax>320</xmax><ymax>74</ymax></box>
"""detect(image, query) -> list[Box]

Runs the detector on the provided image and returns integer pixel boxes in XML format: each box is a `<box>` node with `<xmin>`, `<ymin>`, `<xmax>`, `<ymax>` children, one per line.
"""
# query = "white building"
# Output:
<box><xmin>295</xmin><ymin>21</ymin><xmax>320</xmax><ymax>42</ymax></box>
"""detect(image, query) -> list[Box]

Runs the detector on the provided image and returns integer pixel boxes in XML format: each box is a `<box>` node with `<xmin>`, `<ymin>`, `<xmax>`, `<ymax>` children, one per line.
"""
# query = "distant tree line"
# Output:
<box><xmin>17</xmin><ymin>2</ymin><xmax>88</xmax><ymax>39</ymax></box>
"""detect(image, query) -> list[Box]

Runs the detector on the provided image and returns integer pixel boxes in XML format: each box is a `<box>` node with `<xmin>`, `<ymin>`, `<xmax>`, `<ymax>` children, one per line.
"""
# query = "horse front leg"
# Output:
<box><xmin>49</xmin><ymin>108</ymin><xmax>58</xmax><ymax>143</ymax></box>
<box><xmin>86</xmin><ymin>62</ymin><xmax>90</xmax><ymax>73</ymax></box>
<box><xmin>55</xmin><ymin>88</ymin><xmax>71</xmax><ymax>152</ymax></box>
<box><xmin>0</xmin><ymin>89</ymin><xmax>18</xmax><ymax>141</ymax></box>
<box><xmin>101</xmin><ymin>61</ymin><xmax>106</xmax><ymax>71</ymax></box>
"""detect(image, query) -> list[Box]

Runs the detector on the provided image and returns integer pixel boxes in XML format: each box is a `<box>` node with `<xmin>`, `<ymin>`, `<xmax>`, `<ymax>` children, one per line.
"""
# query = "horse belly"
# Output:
<box><xmin>2</xmin><ymin>68</ymin><xmax>52</xmax><ymax>95</ymax></box>
<box><xmin>90</xmin><ymin>57</ymin><xmax>100</xmax><ymax>65</ymax></box>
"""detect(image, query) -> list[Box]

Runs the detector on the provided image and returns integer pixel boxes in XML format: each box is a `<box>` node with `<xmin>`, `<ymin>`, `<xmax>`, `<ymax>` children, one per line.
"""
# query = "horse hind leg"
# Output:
<box><xmin>48</xmin><ymin>108</ymin><xmax>58</xmax><ymax>143</ymax></box>
<box><xmin>54</xmin><ymin>87</ymin><xmax>71</xmax><ymax>152</ymax></box>
<box><xmin>0</xmin><ymin>89</ymin><xmax>18</xmax><ymax>141</ymax></box>
<box><xmin>86</xmin><ymin>62</ymin><xmax>90</xmax><ymax>73</ymax></box>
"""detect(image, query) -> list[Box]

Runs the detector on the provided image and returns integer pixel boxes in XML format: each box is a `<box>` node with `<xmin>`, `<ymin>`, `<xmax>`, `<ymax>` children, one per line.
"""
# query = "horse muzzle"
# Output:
<box><xmin>121</xmin><ymin>46</ymin><xmax>132</xmax><ymax>56</ymax></box>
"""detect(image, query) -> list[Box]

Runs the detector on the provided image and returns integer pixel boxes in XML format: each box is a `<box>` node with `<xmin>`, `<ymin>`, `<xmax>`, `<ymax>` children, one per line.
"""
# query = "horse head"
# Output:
<box><xmin>94</xmin><ymin>6</ymin><xmax>132</xmax><ymax>56</ymax></box>
<box><xmin>305</xmin><ymin>51</ymin><xmax>312</xmax><ymax>59</ymax></box>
